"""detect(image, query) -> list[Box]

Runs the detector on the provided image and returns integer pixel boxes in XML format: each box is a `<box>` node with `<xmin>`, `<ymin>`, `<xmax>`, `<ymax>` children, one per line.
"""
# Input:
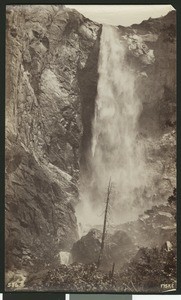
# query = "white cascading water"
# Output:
<box><xmin>59</xmin><ymin>251</ymin><xmax>71</xmax><ymax>266</ymax></box>
<box><xmin>77</xmin><ymin>25</ymin><xmax>151</xmax><ymax>231</ymax></box>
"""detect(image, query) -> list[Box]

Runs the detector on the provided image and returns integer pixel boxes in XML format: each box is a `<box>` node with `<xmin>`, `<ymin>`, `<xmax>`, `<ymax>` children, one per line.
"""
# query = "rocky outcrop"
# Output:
<box><xmin>71</xmin><ymin>190</ymin><xmax>176</xmax><ymax>273</ymax></box>
<box><xmin>119</xmin><ymin>11</ymin><xmax>176</xmax><ymax>205</ymax></box>
<box><xmin>71</xmin><ymin>229</ymin><xmax>102</xmax><ymax>265</ymax></box>
<box><xmin>118</xmin><ymin>189</ymin><xmax>176</xmax><ymax>249</ymax></box>
<box><xmin>71</xmin><ymin>228</ymin><xmax>136</xmax><ymax>270</ymax></box>
<box><xmin>5</xmin><ymin>5</ymin><xmax>101</xmax><ymax>273</ymax></box>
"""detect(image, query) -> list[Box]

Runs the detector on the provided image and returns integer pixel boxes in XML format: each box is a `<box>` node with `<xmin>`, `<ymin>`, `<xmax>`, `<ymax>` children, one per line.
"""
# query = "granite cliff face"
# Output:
<box><xmin>125</xmin><ymin>12</ymin><xmax>176</xmax><ymax>204</ymax></box>
<box><xmin>5</xmin><ymin>4</ymin><xmax>176</xmax><ymax>286</ymax></box>
<box><xmin>5</xmin><ymin>5</ymin><xmax>101</xmax><ymax>273</ymax></box>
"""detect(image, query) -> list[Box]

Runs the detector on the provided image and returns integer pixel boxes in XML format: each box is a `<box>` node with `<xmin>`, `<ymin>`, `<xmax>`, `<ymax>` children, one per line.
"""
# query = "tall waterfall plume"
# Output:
<box><xmin>77</xmin><ymin>25</ymin><xmax>150</xmax><ymax>230</ymax></box>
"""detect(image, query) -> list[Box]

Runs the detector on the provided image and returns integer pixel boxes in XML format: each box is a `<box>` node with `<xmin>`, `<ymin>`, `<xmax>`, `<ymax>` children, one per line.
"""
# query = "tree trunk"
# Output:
<box><xmin>97</xmin><ymin>178</ymin><xmax>112</xmax><ymax>268</ymax></box>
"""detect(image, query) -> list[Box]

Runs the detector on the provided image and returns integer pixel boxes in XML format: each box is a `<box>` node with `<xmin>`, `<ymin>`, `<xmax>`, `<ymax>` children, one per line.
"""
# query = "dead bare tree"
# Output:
<box><xmin>97</xmin><ymin>177</ymin><xmax>112</xmax><ymax>268</ymax></box>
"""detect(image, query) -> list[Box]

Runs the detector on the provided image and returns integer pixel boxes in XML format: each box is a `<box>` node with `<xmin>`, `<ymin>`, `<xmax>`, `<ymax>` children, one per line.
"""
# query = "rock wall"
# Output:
<box><xmin>118</xmin><ymin>11</ymin><xmax>176</xmax><ymax>204</ymax></box>
<box><xmin>5</xmin><ymin>5</ymin><xmax>101</xmax><ymax>272</ymax></box>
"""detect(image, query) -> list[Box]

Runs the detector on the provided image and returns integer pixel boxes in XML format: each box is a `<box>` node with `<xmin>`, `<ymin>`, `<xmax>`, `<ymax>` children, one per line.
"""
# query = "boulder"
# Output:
<box><xmin>71</xmin><ymin>229</ymin><xmax>102</xmax><ymax>264</ymax></box>
<box><xmin>71</xmin><ymin>229</ymin><xmax>136</xmax><ymax>270</ymax></box>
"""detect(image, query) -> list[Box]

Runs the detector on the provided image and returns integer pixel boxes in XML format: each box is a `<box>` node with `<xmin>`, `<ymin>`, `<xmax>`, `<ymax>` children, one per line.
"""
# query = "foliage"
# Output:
<box><xmin>119</xmin><ymin>239</ymin><xmax>176</xmax><ymax>292</ymax></box>
<box><xmin>24</xmin><ymin>188</ymin><xmax>177</xmax><ymax>292</ymax></box>
<box><xmin>25</xmin><ymin>237</ymin><xmax>176</xmax><ymax>292</ymax></box>
<box><xmin>25</xmin><ymin>263</ymin><xmax>124</xmax><ymax>292</ymax></box>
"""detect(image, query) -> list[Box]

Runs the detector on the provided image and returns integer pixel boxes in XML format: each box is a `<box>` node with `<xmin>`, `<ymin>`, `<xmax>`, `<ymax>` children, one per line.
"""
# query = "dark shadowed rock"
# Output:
<box><xmin>71</xmin><ymin>229</ymin><xmax>102</xmax><ymax>264</ymax></box>
<box><xmin>5</xmin><ymin>5</ymin><xmax>101</xmax><ymax>275</ymax></box>
<box><xmin>71</xmin><ymin>229</ymin><xmax>136</xmax><ymax>270</ymax></box>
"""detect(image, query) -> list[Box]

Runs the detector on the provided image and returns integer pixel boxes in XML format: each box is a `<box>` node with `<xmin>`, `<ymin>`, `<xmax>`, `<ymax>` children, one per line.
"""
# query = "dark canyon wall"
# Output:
<box><xmin>5</xmin><ymin>5</ymin><xmax>101</xmax><ymax>272</ymax></box>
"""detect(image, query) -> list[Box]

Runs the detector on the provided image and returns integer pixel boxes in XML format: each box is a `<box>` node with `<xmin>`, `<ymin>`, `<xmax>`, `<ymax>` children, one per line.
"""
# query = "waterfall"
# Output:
<box><xmin>77</xmin><ymin>25</ymin><xmax>150</xmax><ymax>230</ymax></box>
<box><xmin>59</xmin><ymin>251</ymin><xmax>71</xmax><ymax>266</ymax></box>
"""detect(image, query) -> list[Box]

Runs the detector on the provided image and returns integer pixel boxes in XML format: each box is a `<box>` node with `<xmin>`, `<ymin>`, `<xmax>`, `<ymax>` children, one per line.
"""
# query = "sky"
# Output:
<box><xmin>66</xmin><ymin>5</ymin><xmax>175</xmax><ymax>26</ymax></box>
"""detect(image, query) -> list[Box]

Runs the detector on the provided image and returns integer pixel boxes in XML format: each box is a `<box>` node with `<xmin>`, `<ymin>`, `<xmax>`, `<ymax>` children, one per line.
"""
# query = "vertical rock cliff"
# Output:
<box><xmin>5</xmin><ymin>5</ymin><xmax>101</xmax><ymax>272</ymax></box>
<box><xmin>128</xmin><ymin>11</ymin><xmax>176</xmax><ymax>207</ymax></box>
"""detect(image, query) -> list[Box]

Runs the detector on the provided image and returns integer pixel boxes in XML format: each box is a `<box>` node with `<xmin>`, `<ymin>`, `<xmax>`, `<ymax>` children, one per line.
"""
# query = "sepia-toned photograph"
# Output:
<box><xmin>5</xmin><ymin>4</ymin><xmax>176</xmax><ymax>292</ymax></box>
